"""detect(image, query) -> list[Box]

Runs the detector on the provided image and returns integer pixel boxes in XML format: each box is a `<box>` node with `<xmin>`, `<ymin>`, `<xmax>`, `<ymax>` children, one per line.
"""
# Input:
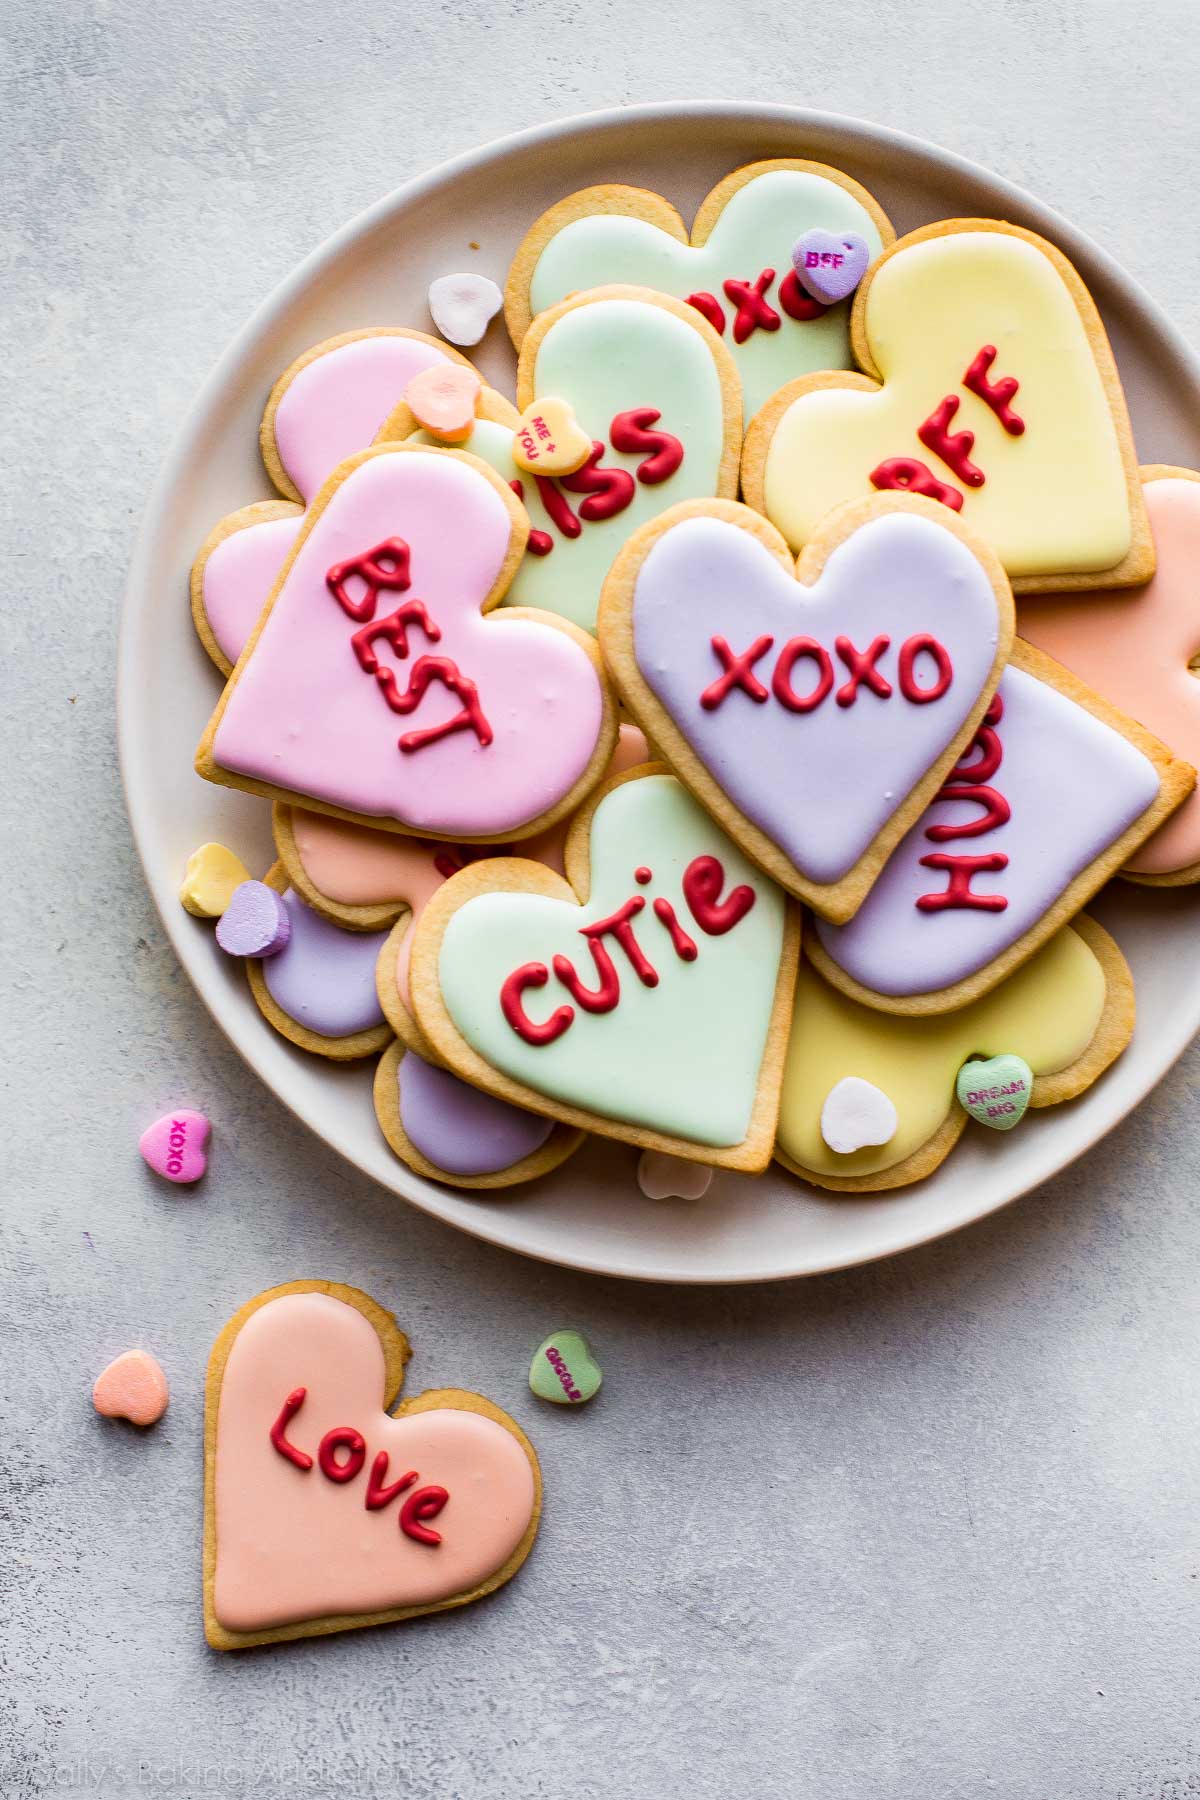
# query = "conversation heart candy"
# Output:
<box><xmin>790</xmin><ymin>228</ymin><xmax>870</xmax><ymax>304</ymax></box>
<box><xmin>403</xmin><ymin>363</ymin><xmax>481</xmax><ymax>441</ymax></box>
<box><xmin>510</xmin><ymin>396</ymin><xmax>593</xmax><ymax>477</ymax></box>
<box><xmin>636</xmin><ymin>1150</ymin><xmax>714</xmax><ymax>1200</ymax></box>
<box><xmin>955</xmin><ymin>1053</ymin><xmax>1033</xmax><ymax>1131</ymax></box>
<box><xmin>139</xmin><ymin>1109</ymin><xmax>210</xmax><ymax>1184</ymax></box>
<box><xmin>428</xmin><ymin>272</ymin><xmax>503</xmax><ymax>347</ymax></box>
<box><xmin>92</xmin><ymin>1349</ymin><xmax>169</xmax><ymax>1427</ymax></box>
<box><xmin>529</xmin><ymin>1330</ymin><xmax>602</xmax><ymax>1406</ymax></box>
<box><xmin>179</xmin><ymin>843</ymin><xmax>251</xmax><ymax>918</ymax></box>
<box><xmin>215</xmin><ymin>880</ymin><xmax>292</xmax><ymax>958</ymax></box>
<box><xmin>819</xmin><ymin>1075</ymin><xmax>898</xmax><ymax>1154</ymax></box>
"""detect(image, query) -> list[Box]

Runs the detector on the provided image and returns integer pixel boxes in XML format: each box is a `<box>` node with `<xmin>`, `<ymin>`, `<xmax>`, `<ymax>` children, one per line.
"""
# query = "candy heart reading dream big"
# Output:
<box><xmin>955</xmin><ymin>1053</ymin><xmax>1033</xmax><ymax>1131</ymax></box>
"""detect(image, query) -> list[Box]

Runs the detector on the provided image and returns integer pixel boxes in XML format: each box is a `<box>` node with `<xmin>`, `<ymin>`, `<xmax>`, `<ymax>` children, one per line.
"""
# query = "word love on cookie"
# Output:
<box><xmin>600</xmin><ymin>495</ymin><xmax>1013</xmax><ymax>919</ymax></box>
<box><xmin>269</xmin><ymin>1385</ymin><xmax>449</xmax><ymax>1544</ymax></box>
<box><xmin>412</xmin><ymin>770</ymin><xmax>798</xmax><ymax>1170</ymax></box>
<box><xmin>197</xmin><ymin>446</ymin><xmax>614</xmax><ymax>841</ymax></box>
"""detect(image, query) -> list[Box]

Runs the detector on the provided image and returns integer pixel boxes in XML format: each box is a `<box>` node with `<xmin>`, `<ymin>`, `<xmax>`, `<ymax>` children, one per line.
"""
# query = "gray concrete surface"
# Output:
<box><xmin>3</xmin><ymin>2</ymin><xmax>1200</xmax><ymax>1796</ymax></box>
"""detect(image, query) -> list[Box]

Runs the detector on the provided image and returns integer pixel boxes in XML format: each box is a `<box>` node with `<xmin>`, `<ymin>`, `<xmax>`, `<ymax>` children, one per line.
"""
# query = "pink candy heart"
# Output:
<box><xmin>790</xmin><ymin>229</ymin><xmax>870</xmax><ymax>305</ymax></box>
<box><xmin>93</xmin><ymin>1349</ymin><xmax>170</xmax><ymax>1427</ymax></box>
<box><xmin>139</xmin><ymin>1110</ymin><xmax>210</xmax><ymax>1184</ymax></box>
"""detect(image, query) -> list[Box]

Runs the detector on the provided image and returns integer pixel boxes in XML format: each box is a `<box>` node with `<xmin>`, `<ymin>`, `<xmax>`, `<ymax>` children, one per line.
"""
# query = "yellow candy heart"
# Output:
<box><xmin>180</xmin><ymin>843</ymin><xmax>252</xmax><ymax>918</ymax></box>
<box><xmin>511</xmin><ymin>396</ymin><xmax>593</xmax><ymax>477</ymax></box>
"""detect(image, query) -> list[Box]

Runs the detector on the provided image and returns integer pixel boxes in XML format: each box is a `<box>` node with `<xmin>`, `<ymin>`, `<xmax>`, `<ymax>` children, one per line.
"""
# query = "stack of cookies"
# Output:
<box><xmin>185</xmin><ymin>159</ymin><xmax>1200</xmax><ymax>1194</ymax></box>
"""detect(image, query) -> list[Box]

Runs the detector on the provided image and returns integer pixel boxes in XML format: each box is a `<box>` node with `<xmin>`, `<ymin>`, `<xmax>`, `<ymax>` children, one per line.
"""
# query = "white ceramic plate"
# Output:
<box><xmin>119</xmin><ymin>102</ymin><xmax>1200</xmax><ymax>1283</ymax></box>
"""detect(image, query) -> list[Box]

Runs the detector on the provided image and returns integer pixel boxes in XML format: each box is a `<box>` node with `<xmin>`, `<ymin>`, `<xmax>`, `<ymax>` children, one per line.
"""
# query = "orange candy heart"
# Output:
<box><xmin>402</xmin><ymin>364</ymin><xmax>482</xmax><ymax>442</ymax></box>
<box><xmin>93</xmin><ymin>1349</ymin><xmax>170</xmax><ymax>1427</ymax></box>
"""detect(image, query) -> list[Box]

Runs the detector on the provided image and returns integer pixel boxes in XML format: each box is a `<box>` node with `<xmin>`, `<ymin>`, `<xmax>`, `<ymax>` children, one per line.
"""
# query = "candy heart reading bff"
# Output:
<box><xmin>510</xmin><ymin>396</ymin><xmax>593</xmax><ymax>477</ymax></box>
<box><xmin>139</xmin><ymin>1110</ymin><xmax>210</xmax><ymax>1184</ymax></box>
<box><xmin>529</xmin><ymin>1331</ymin><xmax>602</xmax><ymax>1405</ymax></box>
<box><xmin>179</xmin><ymin>843</ymin><xmax>251</xmax><ymax>918</ymax></box>
<box><xmin>215</xmin><ymin>880</ymin><xmax>292</xmax><ymax>958</ymax></box>
<box><xmin>956</xmin><ymin>1053</ymin><xmax>1033</xmax><ymax>1131</ymax></box>
<box><xmin>403</xmin><ymin>364</ymin><xmax>481</xmax><ymax>442</ymax></box>
<box><xmin>427</xmin><ymin>272</ymin><xmax>503</xmax><ymax>347</ymax></box>
<box><xmin>93</xmin><ymin>1349</ymin><xmax>169</xmax><ymax>1426</ymax></box>
<box><xmin>791</xmin><ymin>229</ymin><xmax>870</xmax><ymax>304</ymax></box>
<box><xmin>820</xmin><ymin>1076</ymin><xmax>897</xmax><ymax>1154</ymax></box>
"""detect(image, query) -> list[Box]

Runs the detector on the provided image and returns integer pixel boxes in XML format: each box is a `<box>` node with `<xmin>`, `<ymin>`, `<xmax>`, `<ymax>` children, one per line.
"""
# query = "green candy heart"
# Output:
<box><xmin>956</xmin><ymin>1053</ymin><xmax>1034</xmax><ymax>1132</ymax></box>
<box><xmin>529</xmin><ymin>1330</ymin><xmax>602</xmax><ymax>1406</ymax></box>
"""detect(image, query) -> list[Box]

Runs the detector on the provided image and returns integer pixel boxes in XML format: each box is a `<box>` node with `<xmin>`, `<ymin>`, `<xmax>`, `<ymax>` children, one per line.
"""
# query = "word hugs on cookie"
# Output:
<box><xmin>269</xmin><ymin>1385</ymin><xmax>449</xmax><ymax>1546</ymax></box>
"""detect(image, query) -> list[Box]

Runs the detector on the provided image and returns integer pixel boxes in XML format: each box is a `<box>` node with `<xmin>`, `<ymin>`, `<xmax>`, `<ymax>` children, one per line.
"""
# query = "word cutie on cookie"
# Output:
<box><xmin>196</xmin><ymin>444</ymin><xmax>617</xmax><ymax>842</ymax></box>
<box><xmin>409</xmin><ymin>765</ymin><xmax>800</xmax><ymax>1171</ymax></box>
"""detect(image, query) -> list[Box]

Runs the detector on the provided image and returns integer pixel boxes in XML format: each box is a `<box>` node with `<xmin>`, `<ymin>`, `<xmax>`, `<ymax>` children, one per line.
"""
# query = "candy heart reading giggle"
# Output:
<box><xmin>381</xmin><ymin>289</ymin><xmax>741</xmax><ymax>632</ymax></box>
<box><xmin>955</xmin><ymin>1053</ymin><xmax>1033</xmax><ymax>1131</ymax></box>
<box><xmin>808</xmin><ymin>642</ymin><xmax>1192</xmax><ymax>1012</ymax></box>
<box><xmin>203</xmin><ymin>1283</ymin><xmax>540</xmax><ymax>1648</ymax></box>
<box><xmin>197</xmin><ymin>445</ymin><xmax>616</xmax><ymax>841</ymax></box>
<box><xmin>505</xmin><ymin>161</ymin><xmax>893</xmax><ymax>423</ymax></box>
<box><xmin>410</xmin><ymin>765</ymin><xmax>799</xmax><ymax>1170</ymax></box>
<box><xmin>528</xmin><ymin>1331</ymin><xmax>602</xmax><ymax>1406</ymax></box>
<box><xmin>743</xmin><ymin>221</ymin><xmax>1153</xmax><ymax>592</ymax></box>
<box><xmin>777</xmin><ymin>915</ymin><xmax>1133</xmax><ymax>1191</ymax></box>
<box><xmin>1017</xmin><ymin>468</ymin><xmax>1200</xmax><ymax>883</ymax></box>
<box><xmin>601</xmin><ymin>492</ymin><xmax>1012</xmax><ymax>920</ymax></box>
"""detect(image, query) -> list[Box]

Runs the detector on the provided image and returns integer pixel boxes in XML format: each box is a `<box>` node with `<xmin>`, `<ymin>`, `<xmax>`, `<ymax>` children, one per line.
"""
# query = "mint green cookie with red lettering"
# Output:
<box><xmin>529</xmin><ymin>1330</ymin><xmax>602</xmax><ymax>1406</ymax></box>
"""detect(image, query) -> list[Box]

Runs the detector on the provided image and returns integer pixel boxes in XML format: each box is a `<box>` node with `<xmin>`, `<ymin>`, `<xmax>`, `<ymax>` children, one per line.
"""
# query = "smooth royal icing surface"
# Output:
<box><xmin>761</xmin><ymin>232</ymin><xmax>1134</xmax><ymax>577</ymax></box>
<box><xmin>293</xmin><ymin>810</ymin><xmax>456</xmax><ymax>908</ymax></box>
<box><xmin>632</xmin><ymin>511</ymin><xmax>1001</xmax><ymax>884</ymax></box>
<box><xmin>813</xmin><ymin>666</ymin><xmax>1159</xmax><ymax>996</ymax></box>
<box><xmin>528</xmin><ymin>170</ymin><xmax>886</xmax><ymax>421</ymax></box>
<box><xmin>212</xmin><ymin>1292</ymin><xmax>536</xmax><ymax>1630</ymax></box>
<box><xmin>1017</xmin><ymin>477</ymin><xmax>1200</xmax><ymax>874</ymax></box>
<box><xmin>437</xmin><ymin>774</ymin><xmax>787</xmax><ymax>1146</ymax></box>
<box><xmin>263</xmin><ymin>889</ymin><xmax>390</xmax><ymax>1038</ymax></box>
<box><xmin>203</xmin><ymin>515</ymin><xmax>303</xmax><ymax>668</ymax></box>
<box><xmin>398</xmin><ymin>1051</ymin><xmax>554</xmax><ymax>1175</ymax></box>
<box><xmin>211</xmin><ymin>451</ymin><xmax>606</xmax><ymax>835</ymax></box>
<box><xmin>779</xmin><ymin>925</ymin><xmax>1107</xmax><ymax>1177</ymax></box>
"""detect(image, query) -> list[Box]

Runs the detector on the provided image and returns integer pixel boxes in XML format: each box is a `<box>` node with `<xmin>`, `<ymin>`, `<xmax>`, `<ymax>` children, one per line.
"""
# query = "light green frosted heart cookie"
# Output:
<box><xmin>529</xmin><ymin>1330</ymin><xmax>602</xmax><ymax>1405</ymax></box>
<box><xmin>955</xmin><ymin>1053</ymin><xmax>1033</xmax><ymax>1131</ymax></box>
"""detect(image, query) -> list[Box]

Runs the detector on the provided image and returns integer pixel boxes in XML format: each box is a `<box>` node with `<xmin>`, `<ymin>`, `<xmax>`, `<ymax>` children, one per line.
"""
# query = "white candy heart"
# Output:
<box><xmin>637</xmin><ymin>1150</ymin><xmax>714</xmax><ymax>1200</ymax></box>
<box><xmin>820</xmin><ymin>1076</ymin><xmax>897</xmax><ymax>1155</ymax></box>
<box><xmin>428</xmin><ymin>273</ymin><xmax>503</xmax><ymax>347</ymax></box>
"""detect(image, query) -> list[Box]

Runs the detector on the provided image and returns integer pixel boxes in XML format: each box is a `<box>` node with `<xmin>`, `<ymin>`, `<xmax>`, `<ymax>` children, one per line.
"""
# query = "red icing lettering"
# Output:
<box><xmin>916</xmin><ymin>852</ymin><xmax>1009</xmax><ymax>913</ymax></box>
<box><xmin>686</xmin><ymin>291</ymin><xmax>726</xmax><ymax>335</ymax></box>
<box><xmin>835</xmin><ymin>634</ymin><xmax>892</xmax><ymax>707</ymax></box>
<box><xmin>923</xmin><ymin>784</ymin><xmax>1011</xmax><ymax>840</ymax></box>
<box><xmin>554</xmin><ymin>897</ymin><xmax>659</xmax><ymax>1006</ymax></box>
<box><xmin>947</xmin><ymin>693</ymin><xmax>1004</xmax><ymax>783</ymax></box>
<box><xmin>897</xmin><ymin>634</ymin><xmax>953</xmax><ymax>704</ymax></box>
<box><xmin>400</xmin><ymin>1485</ymin><xmax>450</xmax><ymax>1546</ymax></box>
<box><xmin>653</xmin><ymin>896</ymin><xmax>698</xmax><ymax>962</ymax></box>
<box><xmin>501</xmin><ymin>964</ymin><xmax>574</xmax><ymax>1046</ymax></box>
<box><xmin>682</xmin><ymin>855</ymin><xmax>756</xmax><ymax>935</ymax></box>
<box><xmin>963</xmin><ymin>345</ymin><xmax>1025</xmax><ymax>436</ymax></box>
<box><xmin>350</xmin><ymin>600</ymin><xmax>442</xmax><ymax>709</ymax></box>
<box><xmin>318</xmin><ymin>1427</ymin><xmax>366</xmax><ymax>1484</ymax></box>
<box><xmin>559</xmin><ymin>442</ymin><xmax>637</xmax><ymax>522</ymax></box>
<box><xmin>609</xmin><ymin>408</ymin><xmax>685</xmax><ymax>485</ymax></box>
<box><xmin>364</xmin><ymin>1452</ymin><xmax>418</xmax><ymax>1512</ymax></box>
<box><xmin>917</xmin><ymin>395</ymin><xmax>985</xmax><ymax>487</ymax></box>
<box><xmin>269</xmin><ymin>1388</ymin><xmax>313</xmax><ymax>1471</ymax></box>
<box><xmin>509</xmin><ymin>479</ymin><xmax>554</xmax><ymax>555</ymax></box>
<box><xmin>778</xmin><ymin>268</ymin><xmax>830</xmax><ymax>322</ymax></box>
<box><xmin>325</xmin><ymin>537</ymin><xmax>412</xmax><ymax>622</ymax></box>
<box><xmin>433</xmin><ymin>849</ymin><xmax>465</xmax><ymax>880</ymax></box>
<box><xmin>870</xmin><ymin>457</ymin><xmax>964</xmax><ymax>511</ymax></box>
<box><xmin>391</xmin><ymin>656</ymin><xmax>492</xmax><ymax>754</ymax></box>
<box><xmin>534</xmin><ymin>473</ymin><xmax>582</xmax><ymax>540</ymax></box>
<box><xmin>634</xmin><ymin>865</ymin><xmax>652</xmax><ymax>885</ymax></box>
<box><xmin>723</xmin><ymin>270</ymin><xmax>780</xmax><ymax>344</ymax></box>
<box><xmin>701</xmin><ymin>634</ymin><xmax>774</xmax><ymax>710</ymax></box>
<box><xmin>772</xmin><ymin>637</ymin><xmax>834</xmax><ymax>713</ymax></box>
<box><xmin>916</xmin><ymin>689</ymin><xmax>1009</xmax><ymax>911</ymax></box>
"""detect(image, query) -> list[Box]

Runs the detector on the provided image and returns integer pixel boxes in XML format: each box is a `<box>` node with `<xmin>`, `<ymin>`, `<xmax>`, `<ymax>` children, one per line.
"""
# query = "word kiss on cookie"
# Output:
<box><xmin>204</xmin><ymin>1283</ymin><xmax>540</xmax><ymax>1648</ymax></box>
<box><xmin>742</xmin><ymin>220</ymin><xmax>1154</xmax><ymax>592</ymax></box>
<box><xmin>196</xmin><ymin>443</ymin><xmax>617</xmax><ymax>842</ymax></box>
<box><xmin>409</xmin><ymin>764</ymin><xmax>800</xmax><ymax>1170</ymax></box>
<box><xmin>600</xmin><ymin>492</ymin><xmax>1013</xmax><ymax>921</ymax></box>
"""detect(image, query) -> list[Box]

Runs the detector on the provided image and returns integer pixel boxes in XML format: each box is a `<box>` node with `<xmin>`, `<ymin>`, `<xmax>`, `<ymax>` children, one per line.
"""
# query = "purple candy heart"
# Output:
<box><xmin>789</xmin><ymin>229</ymin><xmax>870</xmax><ymax>305</ymax></box>
<box><xmin>215</xmin><ymin>880</ymin><xmax>292</xmax><ymax>958</ymax></box>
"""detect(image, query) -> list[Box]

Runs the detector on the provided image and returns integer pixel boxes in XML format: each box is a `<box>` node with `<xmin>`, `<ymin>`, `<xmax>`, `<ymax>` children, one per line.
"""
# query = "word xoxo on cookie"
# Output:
<box><xmin>197</xmin><ymin>444</ymin><xmax>617</xmax><ymax>841</ymax></box>
<box><xmin>410</xmin><ymin>766</ymin><xmax>799</xmax><ymax>1171</ymax></box>
<box><xmin>382</xmin><ymin>288</ymin><xmax>742</xmax><ymax>632</ymax></box>
<box><xmin>204</xmin><ymin>1284</ymin><xmax>540</xmax><ymax>1648</ymax></box>
<box><xmin>505</xmin><ymin>161</ymin><xmax>894</xmax><ymax>423</ymax></box>
<box><xmin>743</xmin><ymin>221</ymin><xmax>1153</xmax><ymax>592</ymax></box>
<box><xmin>808</xmin><ymin>641</ymin><xmax>1191</xmax><ymax>1012</ymax></box>
<box><xmin>600</xmin><ymin>493</ymin><xmax>1013</xmax><ymax>920</ymax></box>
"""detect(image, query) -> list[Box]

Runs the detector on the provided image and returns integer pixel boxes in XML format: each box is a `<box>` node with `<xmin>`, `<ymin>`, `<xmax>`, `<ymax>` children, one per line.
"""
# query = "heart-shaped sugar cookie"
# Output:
<box><xmin>247</xmin><ymin>865</ymin><xmax>393</xmax><ymax>1061</ymax></box>
<box><xmin>505</xmin><ymin>161</ymin><xmax>893</xmax><ymax>423</ymax></box>
<box><xmin>743</xmin><ymin>221</ymin><xmax>1153</xmax><ymax>592</ymax></box>
<box><xmin>205</xmin><ymin>1283</ymin><xmax>540</xmax><ymax>1648</ymax></box>
<box><xmin>410</xmin><ymin>764</ymin><xmax>799</xmax><ymax>1171</ymax></box>
<box><xmin>601</xmin><ymin>493</ymin><xmax>1012</xmax><ymax>921</ymax></box>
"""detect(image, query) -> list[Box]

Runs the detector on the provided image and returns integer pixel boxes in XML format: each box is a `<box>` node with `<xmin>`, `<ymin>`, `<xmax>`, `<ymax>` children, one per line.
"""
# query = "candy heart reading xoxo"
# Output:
<box><xmin>743</xmin><ymin>221</ymin><xmax>1153</xmax><ymax>592</ymax></box>
<box><xmin>198</xmin><ymin>445</ymin><xmax>615</xmax><ymax>841</ymax></box>
<box><xmin>93</xmin><ymin>1349</ymin><xmax>170</xmax><ymax>1427</ymax></box>
<box><xmin>381</xmin><ymin>289</ymin><xmax>742</xmax><ymax>632</ymax></box>
<box><xmin>179</xmin><ymin>843</ymin><xmax>251</xmax><ymax>918</ymax></box>
<box><xmin>955</xmin><ymin>1053</ymin><xmax>1033</xmax><ymax>1131</ymax></box>
<box><xmin>601</xmin><ymin>494</ymin><xmax>1012</xmax><ymax>920</ymax></box>
<box><xmin>510</xmin><ymin>396</ymin><xmax>593</xmax><ymax>477</ymax></box>
<box><xmin>204</xmin><ymin>1284</ymin><xmax>540</xmax><ymax>1648</ymax></box>
<box><xmin>139</xmin><ymin>1110</ymin><xmax>210</xmax><ymax>1184</ymax></box>
<box><xmin>410</xmin><ymin>766</ymin><xmax>799</xmax><ymax>1171</ymax></box>
<box><xmin>777</xmin><ymin>915</ymin><xmax>1132</xmax><ymax>1190</ymax></box>
<box><xmin>529</xmin><ymin>1331</ymin><xmax>601</xmax><ymax>1405</ymax></box>
<box><xmin>427</xmin><ymin>272</ymin><xmax>503</xmax><ymax>347</ymax></box>
<box><xmin>791</xmin><ymin>229</ymin><xmax>870</xmax><ymax>305</ymax></box>
<box><xmin>1017</xmin><ymin>468</ymin><xmax>1200</xmax><ymax>883</ymax></box>
<box><xmin>403</xmin><ymin>364</ymin><xmax>481</xmax><ymax>442</ymax></box>
<box><xmin>808</xmin><ymin>642</ymin><xmax>1190</xmax><ymax>1011</ymax></box>
<box><xmin>505</xmin><ymin>161</ymin><xmax>893</xmax><ymax>423</ymax></box>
